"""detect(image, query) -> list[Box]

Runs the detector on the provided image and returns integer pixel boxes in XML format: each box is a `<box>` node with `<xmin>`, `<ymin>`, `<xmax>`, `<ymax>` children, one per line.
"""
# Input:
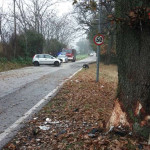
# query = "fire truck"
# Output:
<box><xmin>62</xmin><ymin>48</ymin><xmax>76</xmax><ymax>62</ymax></box>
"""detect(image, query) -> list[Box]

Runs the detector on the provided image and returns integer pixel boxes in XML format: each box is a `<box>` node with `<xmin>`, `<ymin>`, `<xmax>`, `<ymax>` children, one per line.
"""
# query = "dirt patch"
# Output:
<box><xmin>3</xmin><ymin>63</ymin><xmax>149</xmax><ymax>150</ymax></box>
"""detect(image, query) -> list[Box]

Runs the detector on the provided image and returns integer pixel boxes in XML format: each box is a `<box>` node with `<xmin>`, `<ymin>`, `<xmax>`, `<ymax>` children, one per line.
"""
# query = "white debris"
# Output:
<box><xmin>39</xmin><ymin>125</ymin><xmax>50</xmax><ymax>131</ymax></box>
<box><xmin>44</xmin><ymin>121</ymin><xmax>48</xmax><ymax>124</ymax></box>
<box><xmin>50</xmin><ymin>121</ymin><xmax>60</xmax><ymax>124</ymax></box>
<box><xmin>101</xmin><ymin>85</ymin><xmax>104</xmax><ymax>88</ymax></box>
<box><xmin>129</xmin><ymin>132</ymin><xmax>132</xmax><ymax>135</ymax></box>
<box><xmin>105</xmin><ymin>125</ymin><xmax>114</xmax><ymax>135</ymax></box>
<box><xmin>46</xmin><ymin>118</ymin><xmax>52</xmax><ymax>122</ymax></box>
<box><xmin>75</xmin><ymin>80</ymin><xmax>79</xmax><ymax>83</ymax></box>
<box><xmin>109</xmin><ymin>125</ymin><xmax>114</xmax><ymax>132</ymax></box>
<box><xmin>36</xmin><ymin>139</ymin><xmax>41</xmax><ymax>142</ymax></box>
<box><xmin>45</xmin><ymin>118</ymin><xmax>60</xmax><ymax>124</ymax></box>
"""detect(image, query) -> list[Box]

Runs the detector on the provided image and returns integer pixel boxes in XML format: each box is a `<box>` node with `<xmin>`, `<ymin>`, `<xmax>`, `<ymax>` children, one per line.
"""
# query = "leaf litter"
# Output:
<box><xmin>3</xmin><ymin>63</ymin><xmax>150</xmax><ymax>150</ymax></box>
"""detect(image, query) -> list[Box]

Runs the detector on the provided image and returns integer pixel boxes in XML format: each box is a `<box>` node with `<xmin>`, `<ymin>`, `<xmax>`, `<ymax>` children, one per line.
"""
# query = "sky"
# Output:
<box><xmin>0</xmin><ymin>0</ymin><xmax>73</xmax><ymax>16</ymax></box>
<box><xmin>54</xmin><ymin>1</ymin><xmax>73</xmax><ymax>16</ymax></box>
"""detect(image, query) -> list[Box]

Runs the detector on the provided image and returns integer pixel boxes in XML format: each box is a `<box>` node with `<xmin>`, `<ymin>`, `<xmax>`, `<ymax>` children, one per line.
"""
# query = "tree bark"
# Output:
<box><xmin>108</xmin><ymin>0</ymin><xmax>150</xmax><ymax>138</ymax></box>
<box><xmin>117</xmin><ymin>25</ymin><xmax>150</xmax><ymax>114</ymax></box>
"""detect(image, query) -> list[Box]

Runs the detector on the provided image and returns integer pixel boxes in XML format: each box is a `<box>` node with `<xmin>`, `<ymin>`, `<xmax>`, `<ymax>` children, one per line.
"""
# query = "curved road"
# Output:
<box><xmin>0</xmin><ymin>56</ymin><xmax>96</xmax><ymax>148</ymax></box>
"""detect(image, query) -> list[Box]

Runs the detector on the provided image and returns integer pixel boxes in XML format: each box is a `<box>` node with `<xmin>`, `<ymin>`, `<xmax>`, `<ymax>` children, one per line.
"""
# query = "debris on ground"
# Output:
<box><xmin>39</xmin><ymin>125</ymin><xmax>50</xmax><ymax>131</ymax></box>
<box><xmin>3</xmin><ymin>64</ymin><xmax>150</xmax><ymax>150</ymax></box>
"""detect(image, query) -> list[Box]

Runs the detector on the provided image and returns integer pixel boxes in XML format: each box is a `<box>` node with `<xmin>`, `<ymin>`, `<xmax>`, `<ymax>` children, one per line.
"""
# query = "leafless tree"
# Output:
<box><xmin>0</xmin><ymin>0</ymin><xmax>79</xmax><ymax>57</ymax></box>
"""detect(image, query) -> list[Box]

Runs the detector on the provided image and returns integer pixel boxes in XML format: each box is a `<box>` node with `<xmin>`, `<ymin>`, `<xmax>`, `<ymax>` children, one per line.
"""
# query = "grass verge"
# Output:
<box><xmin>76</xmin><ymin>54</ymin><xmax>88</xmax><ymax>60</ymax></box>
<box><xmin>0</xmin><ymin>57</ymin><xmax>32</xmax><ymax>72</ymax></box>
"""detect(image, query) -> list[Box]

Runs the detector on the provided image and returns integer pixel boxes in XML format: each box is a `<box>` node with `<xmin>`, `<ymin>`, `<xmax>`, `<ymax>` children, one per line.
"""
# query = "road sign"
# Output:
<box><xmin>93</xmin><ymin>34</ymin><xmax>104</xmax><ymax>46</ymax></box>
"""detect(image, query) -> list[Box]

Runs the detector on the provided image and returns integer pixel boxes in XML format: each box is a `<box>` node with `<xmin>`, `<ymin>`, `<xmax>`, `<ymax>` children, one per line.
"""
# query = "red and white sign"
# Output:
<box><xmin>93</xmin><ymin>34</ymin><xmax>104</xmax><ymax>46</ymax></box>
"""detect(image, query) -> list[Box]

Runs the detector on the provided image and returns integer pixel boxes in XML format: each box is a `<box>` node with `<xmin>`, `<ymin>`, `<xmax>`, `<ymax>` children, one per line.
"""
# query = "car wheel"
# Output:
<box><xmin>54</xmin><ymin>61</ymin><xmax>60</xmax><ymax>66</ymax></box>
<box><xmin>33</xmin><ymin>61</ymin><xmax>39</xmax><ymax>66</ymax></box>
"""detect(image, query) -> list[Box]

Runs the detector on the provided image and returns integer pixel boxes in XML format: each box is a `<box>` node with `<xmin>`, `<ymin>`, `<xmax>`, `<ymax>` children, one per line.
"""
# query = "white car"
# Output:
<box><xmin>32</xmin><ymin>54</ymin><xmax>61</xmax><ymax>66</ymax></box>
<box><xmin>57</xmin><ymin>55</ymin><xmax>68</xmax><ymax>63</ymax></box>
<box><xmin>89</xmin><ymin>53</ymin><xmax>94</xmax><ymax>56</ymax></box>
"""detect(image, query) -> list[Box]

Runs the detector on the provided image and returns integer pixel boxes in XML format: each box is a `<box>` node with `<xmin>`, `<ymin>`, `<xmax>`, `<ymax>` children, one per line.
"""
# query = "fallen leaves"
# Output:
<box><xmin>3</xmin><ymin>63</ymin><xmax>150</xmax><ymax>150</ymax></box>
<box><xmin>7</xmin><ymin>143</ymin><xmax>16</xmax><ymax>150</ymax></box>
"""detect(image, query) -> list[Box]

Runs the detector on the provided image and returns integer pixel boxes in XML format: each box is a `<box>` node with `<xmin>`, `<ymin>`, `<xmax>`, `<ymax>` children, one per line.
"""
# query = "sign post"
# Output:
<box><xmin>94</xmin><ymin>0</ymin><xmax>103</xmax><ymax>82</ymax></box>
<box><xmin>93</xmin><ymin>34</ymin><xmax>104</xmax><ymax>82</ymax></box>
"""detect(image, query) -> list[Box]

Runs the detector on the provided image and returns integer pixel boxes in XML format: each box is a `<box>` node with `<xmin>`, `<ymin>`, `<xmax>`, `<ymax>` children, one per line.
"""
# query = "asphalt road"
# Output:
<box><xmin>0</xmin><ymin>56</ymin><xmax>96</xmax><ymax>148</ymax></box>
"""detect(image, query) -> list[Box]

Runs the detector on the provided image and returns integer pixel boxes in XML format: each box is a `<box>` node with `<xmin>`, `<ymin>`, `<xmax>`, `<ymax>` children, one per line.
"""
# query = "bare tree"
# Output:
<box><xmin>1</xmin><ymin>0</ymin><xmax>79</xmax><ymax>57</ymax></box>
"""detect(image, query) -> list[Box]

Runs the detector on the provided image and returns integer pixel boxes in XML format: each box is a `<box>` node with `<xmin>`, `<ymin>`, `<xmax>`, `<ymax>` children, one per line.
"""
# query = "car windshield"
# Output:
<box><xmin>60</xmin><ymin>52</ymin><xmax>66</xmax><ymax>55</ymax></box>
<box><xmin>58</xmin><ymin>55</ymin><xmax>66</xmax><ymax>58</ymax></box>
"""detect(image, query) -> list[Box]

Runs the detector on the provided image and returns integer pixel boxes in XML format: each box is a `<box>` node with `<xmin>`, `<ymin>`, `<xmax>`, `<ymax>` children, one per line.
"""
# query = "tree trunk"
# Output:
<box><xmin>108</xmin><ymin>0</ymin><xmax>150</xmax><ymax>138</ymax></box>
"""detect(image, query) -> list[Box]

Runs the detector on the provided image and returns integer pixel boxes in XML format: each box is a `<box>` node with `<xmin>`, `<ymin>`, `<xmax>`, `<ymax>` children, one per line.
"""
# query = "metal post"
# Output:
<box><xmin>96</xmin><ymin>0</ymin><xmax>101</xmax><ymax>82</ymax></box>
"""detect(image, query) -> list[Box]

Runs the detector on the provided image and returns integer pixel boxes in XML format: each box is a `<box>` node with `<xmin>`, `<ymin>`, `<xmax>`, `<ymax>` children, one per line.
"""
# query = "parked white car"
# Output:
<box><xmin>32</xmin><ymin>54</ymin><xmax>61</xmax><ymax>66</ymax></box>
<box><xmin>57</xmin><ymin>55</ymin><xmax>68</xmax><ymax>63</ymax></box>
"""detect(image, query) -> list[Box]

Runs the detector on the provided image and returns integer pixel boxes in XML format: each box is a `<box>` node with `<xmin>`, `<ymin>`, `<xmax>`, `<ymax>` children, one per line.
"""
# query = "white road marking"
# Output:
<box><xmin>0</xmin><ymin>68</ymin><xmax>82</xmax><ymax>143</ymax></box>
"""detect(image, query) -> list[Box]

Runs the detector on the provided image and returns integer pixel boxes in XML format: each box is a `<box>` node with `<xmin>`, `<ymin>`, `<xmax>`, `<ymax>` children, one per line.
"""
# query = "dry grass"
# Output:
<box><xmin>0</xmin><ymin>62</ymin><xmax>32</xmax><ymax>72</ymax></box>
<box><xmin>99</xmin><ymin>64</ymin><xmax>118</xmax><ymax>82</ymax></box>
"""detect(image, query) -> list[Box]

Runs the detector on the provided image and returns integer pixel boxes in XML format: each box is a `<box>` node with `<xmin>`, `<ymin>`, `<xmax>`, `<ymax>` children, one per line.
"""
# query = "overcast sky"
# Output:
<box><xmin>0</xmin><ymin>0</ymin><xmax>73</xmax><ymax>16</ymax></box>
<box><xmin>54</xmin><ymin>1</ymin><xmax>73</xmax><ymax>16</ymax></box>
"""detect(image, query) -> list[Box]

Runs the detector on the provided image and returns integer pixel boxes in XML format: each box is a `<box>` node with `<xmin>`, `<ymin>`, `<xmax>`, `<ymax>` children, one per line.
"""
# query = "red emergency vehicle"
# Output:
<box><xmin>62</xmin><ymin>48</ymin><xmax>76</xmax><ymax>62</ymax></box>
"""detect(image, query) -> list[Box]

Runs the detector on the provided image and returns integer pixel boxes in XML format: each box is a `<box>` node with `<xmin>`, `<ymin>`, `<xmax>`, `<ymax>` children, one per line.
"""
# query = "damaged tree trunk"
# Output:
<box><xmin>107</xmin><ymin>0</ymin><xmax>150</xmax><ymax>138</ymax></box>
